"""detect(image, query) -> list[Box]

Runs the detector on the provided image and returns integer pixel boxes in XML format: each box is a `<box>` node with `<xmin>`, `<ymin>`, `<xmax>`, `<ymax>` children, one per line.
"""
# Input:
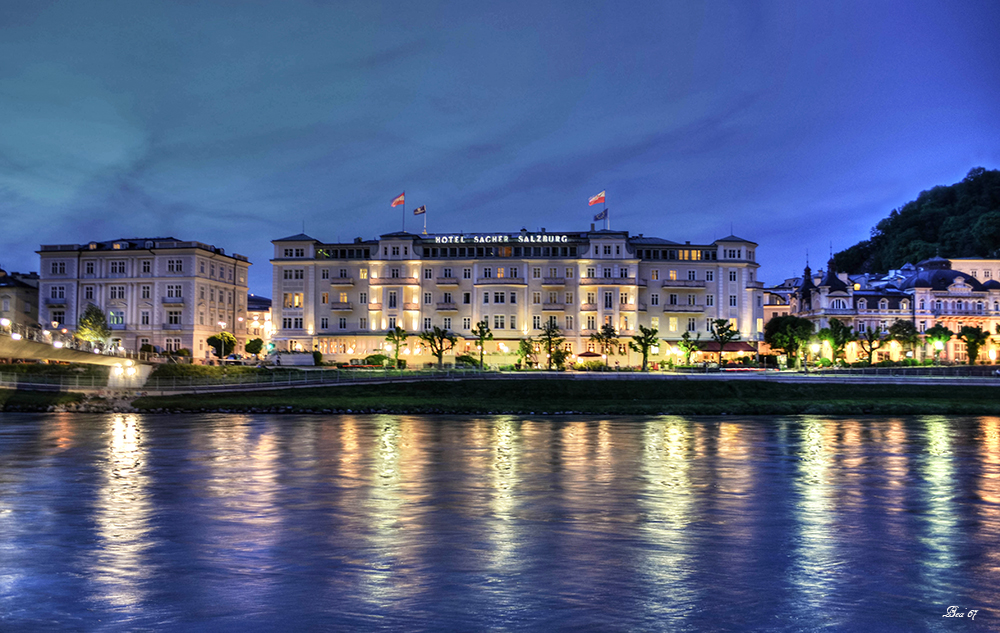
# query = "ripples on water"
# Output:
<box><xmin>1</xmin><ymin>414</ymin><xmax>997</xmax><ymax>631</ymax></box>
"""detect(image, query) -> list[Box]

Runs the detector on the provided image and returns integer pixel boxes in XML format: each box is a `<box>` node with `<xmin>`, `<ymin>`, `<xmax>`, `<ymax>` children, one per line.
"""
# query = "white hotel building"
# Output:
<box><xmin>271</xmin><ymin>228</ymin><xmax>764</xmax><ymax>365</ymax></box>
<box><xmin>37</xmin><ymin>238</ymin><xmax>251</xmax><ymax>357</ymax></box>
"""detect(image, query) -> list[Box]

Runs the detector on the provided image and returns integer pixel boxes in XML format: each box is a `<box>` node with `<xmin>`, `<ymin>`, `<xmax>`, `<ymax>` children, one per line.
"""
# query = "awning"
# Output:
<box><xmin>697</xmin><ymin>341</ymin><xmax>757</xmax><ymax>352</ymax></box>
<box><xmin>576</xmin><ymin>351</ymin><xmax>603</xmax><ymax>358</ymax></box>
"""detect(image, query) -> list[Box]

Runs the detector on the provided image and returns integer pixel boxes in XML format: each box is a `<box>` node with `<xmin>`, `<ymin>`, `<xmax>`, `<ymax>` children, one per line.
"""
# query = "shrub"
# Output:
<box><xmin>139</xmin><ymin>344</ymin><xmax>155</xmax><ymax>354</ymax></box>
<box><xmin>312</xmin><ymin>351</ymin><xmax>323</xmax><ymax>366</ymax></box>
<box><xmin>455</xmin><ymin>354</ymin><xmax>478</xmax><ymax>367</ymax></box>
<box><xmin>174</xmin><ymin>348</ymin><xmax>191</xmax><ymax>357</ymax></box>
<box><xmin>816</xmin><ymin>358</ymin><xmax>833</xmax><ymax>368</ymax></box>
<box><xmin>364</xmin><ymin>354</ymin><xmax>388</xmax><ymax>366</ymax></box>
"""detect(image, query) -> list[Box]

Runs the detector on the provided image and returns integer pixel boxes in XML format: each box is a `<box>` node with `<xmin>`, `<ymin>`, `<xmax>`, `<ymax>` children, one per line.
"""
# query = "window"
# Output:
<box><xmin>548</xmin><ymin>291</ymin><xmax>558</xmax><ymax>304</ymax></box>
<box><xmin>604</xmin><ymin>292</ymin><xmax>613</xmax><ymax>309</ymax></box>
<box><xmin>565</xmin><ymin>315</ymin><xmax>573</xmax><ymax>330</ymax></box>
<box><xmin>339</xmin><ymin>317</ymin><xmax>347</xmax><ymax>329</ymax></box>
<box><xmin>463</xmin><ymin>292</ymin><xmax>471</xmax><ymax>304</ymax></box>
<box><xmin>603</xmin><ymin>268</ymin><xmax>612</xmax><ymax>278</ymax></box>
<box><xmin>509</xmin><ymin>292</ymin><xmax>517</xmax><ymax>304</ymax></box>
<box><xmin>565</xmin><ymin>292</ymin><xmax>573</xmax><ymax>304</ymax></box>
<box><xmin>321</xmin><ymin>269</ymin><xmax>330</xmax><ymax>279</ymax></box>
<box><xmin>729</xmin><ymin>295</ymin><xmax>737</xmax><ymax>307</ymax></box>
<box><xmin>51</xmin><ymin>310</ymin><xmax>65</xmax><ymax>325</ymax></box>
<box><xmin>50</xmin><ymin>262</ymin><xmax>65</xmax><ymax>274</ymax></box>
<box><xmin>85</xmin><ymin>261</ymin><xmax>95</xmax><ymax>275</ymax></box>
<box><xmin>669</xmin><ymin>317</ymin><xmax>677</xmax><ymax>332</ymax></box>
<box><xmin>707</xmin><ymin>295</ymin><xmax>714</xmax><ymax>306</ymax></box>
<box><xmin>391</xmin><ymin>246</ymin><xmax>400</xmax><ymax>256</ymax></box>
<box><xmin>463</xmin><ymin>268</ymin><xmax>472</xmax><ymax>279</ymax></box>
<box><xmin>321</xmin><ymin>317</ymin><xmax>329</xmax><ymax>329</ymax></box>
<box><xmin>424</xmin><ymin>268</ymin><xmax>433</xmax><ymax>279</ymax></box>
<box><xmin>110</xmin><ymin>261</ymin><xmax>126</xmax><ymax>274</ymax></box>
<box><xmin>688</xmin><ymin>294</ymin><xmax>696</xmax><ymax>306</ymax></box>
<box><xmin>423</xmin><ymin>317</ymin><xmax>432</xmax><ymax>330</ymax></box>
<box><xmin>359</xmin><ymin>268</ymin><xmax>368</xmax><ymax>280</ymax></box>
<box><xmin>424</xmin><ymin>292</ymin><xmax>432</xmax><ymax>304</ymax></box>
<box><xmin>494</xmin><ymin>315</ymin><xmax>505</xmax><ymax>329</ymax></box>
<box><xmin>729</xmin><ymin>270</ymin><xmax>737</xmax><ymax>282</ymax></box>
<box><xmin>858</xmin><ymin>299</ymin><xmax>868</xmax><ymax>310</ymax></box>
<box><xmin>50</xmin><ymin>286</ymin><xmax>65</xmax><ymax>299</ymax></box>
<box><xmin>587</xmin><ymin>315</ymin><xmax>596</xmax><ymax>330</ymax></box>
<box><xmin>360</xmin><ymin>292</ymin><xmax>368</xmax><ymax>304</ymax></box>
<box><xmin>360</xmin><ymin>317</ymin><xmax>368</xmax><ymax>330</ymax></box>
<box><xmin>603</xmin><ymin>245</ymin><xmax>611</xmax><ymax>255</ymax></box>
<box><xmin>484</xmin><ymin>293</ymin><xmax>490</xmax><ymax>304</ymax></box>
<box><xmin>167</xmin><ymin>259</ymin><xmax>183</xmax><ymax>272</ymax></box>
<box><xmin>651</xmin><ymin>294</ymin><xmax>659</xmax><ymax>306</ymax></box>
<box><xmin>651</xmin><ymin>269</ymin><xmax>659</xmax><ymax>281</ymax></box>
<box><xmin>483</xmin><ymin>267</ymin><xmax>493</xmax><ymax>279</ymax></box>
<box><xmin>832</xmin><ymin>299</ymin><xmax>847</xmax><ymax>309</ymax></box>
<box><xmin>388</xmin><ymin>291</ymin><xmax>397</xmax><ymax>308</ymax></box>
<box><xmin>321</xmin><ymin>292</ymin><xmax>329</xmax><ymax>304</ymax></box>
<box><xmin>669</xmin><ymin>294</ymin><xmax>678</xmax><ymax>305</ymax></box>
<box><xmin>687</xmin><ymin>317</ymin><xmax>696</xmax><ymax>332</ymax></box>
<box><xmin>566</xmin><ymin>268</ymin><xmax>574</xmax><ymax>278</ymax></box>
<box><xmin>510</xmin><ymin>267</ymin><xmax>519</xmax><ymax>278</ymax></box>
<box><xmin>388</xmin><ymin>316</ymin><xmax>397</xmax><ymax>329</ymax></box>
<box><xmin>533</xmin><ymin>315</ymin><xmax>541</xmax><ymax>329</ymax></box>
<box><xmin>491</xmin><ymin>292</ymin><xmax>503</xmax><ymax>304</ymax></box>
<box><xmin>620</xmin><ymin>292</ymin><xmax>628</xmax><ymax>305</ymax></box>
<box><xmin>688</xmin><ymin>270</ymin><xmax>696</xmax><ymax>281</ymax></box>
<box><xmin>510</xmin><ymin>314</ymin><xmax>517</xmax><ymax>329</ymax></box>
<box><xmin>390</xmin><ymin>268</ymin><xmax>400</xmax><ymax>278</ymax></box>
<box><xmin>706</xmin><ymin>270</ymin><xmax>714</xmax><ymax>282</ymax></box>
<box><xmin>586</xmin><ymin>292</ymin><xmax>595</xmax><ymax>304</ymax></box>
<box><xmin>497</xmin><ymin>267</ymin><xmax>505</xmax><ymax>279</ymax></box>
<box><xmin>109</xmin><ymin>286</ymin><xmax>126</xmax><ymax>299</ymax></box>
<box><xmin>167</xmin><ymin>311</ymin><xmax>181</xmax><ymax>325</ymax></box>
<box><xmin>533</xmin><ymin>292</ymin><xmax>541</xmax><ymax>305</ymax></box>
<box><xmin>443</xmin><ymin>317</ymin><xmax>452</xmax><ymax>330</ymax></box>
<box><xmin>879</xmin><ymin>299</ymin><xmax>888</xmax><ymax>310</ymax></box>
<box><xmin>587</xmin><ymin>267</ymin><xmax>595</xmax><ymax>278</ymax></box>
<box><xmin>462</xmin><ymin>317</ymin><xmax>471</xmax><ymax>329</ymax></box>
<box><xmin>620</xmin><ymin>267</ymin><xmax>627</xmax><ymax>278</ymax></box>
<box><xmin>443</xmin><ymin>267</ymin><xmax>453</xmax><ymax>278</ymax></box>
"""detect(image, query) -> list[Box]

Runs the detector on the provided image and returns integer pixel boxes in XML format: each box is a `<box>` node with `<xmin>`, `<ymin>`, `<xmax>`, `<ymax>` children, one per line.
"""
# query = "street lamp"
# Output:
<box><xmin>934</xmin><ymin>339</ymin><xmax>944</xmax><ymax>365</ymax></box>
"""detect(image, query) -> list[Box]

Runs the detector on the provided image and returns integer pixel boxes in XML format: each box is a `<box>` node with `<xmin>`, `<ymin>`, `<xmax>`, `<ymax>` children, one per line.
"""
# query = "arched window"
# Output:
<box><xmin>831</xmin><ymin>299</ymin><xmax>847</xmax><ymax>310</ymax></box>
<box><xmin>879</xmin><ymin>299</ymin><xmax>888</xmax><ymax>311</ymax></box>
<box><xmin>858</xmin><ymin>299</ymin><xmax>867</xmax><ymax>311</ymax></box>
<box><xmin>919</xmin><ymin>300</ymin><xmax>925</xmax><ymax>310</ymax></box>
<box><xmin>977</xmin><ymin>301</ymin><xmax>984</xmax><ymax>313</ymax></box>
<box><xmin>900</xmin><ymin>300</ymin><xmax>909</xmax><ymax>311</ymax></box>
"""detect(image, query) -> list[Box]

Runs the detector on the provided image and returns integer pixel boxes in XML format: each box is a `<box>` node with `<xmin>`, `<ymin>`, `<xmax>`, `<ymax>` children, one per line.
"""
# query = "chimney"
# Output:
<box><xmin>590</xmin><ymin>223</ymin><xmax>595</xmax><ymax>231</ymax></box>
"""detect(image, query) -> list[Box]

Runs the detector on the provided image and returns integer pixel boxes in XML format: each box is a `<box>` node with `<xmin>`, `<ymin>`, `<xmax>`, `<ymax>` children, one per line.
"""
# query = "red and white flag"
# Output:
<box><xmin>588</xmin><ymin>190</ymin><xmax>606</xmax><ymax>206</ymax></box>
<box><xmin>391</xmin><ymin>192</ymin><xmax>405</xmax><ymax>207</ymax></box>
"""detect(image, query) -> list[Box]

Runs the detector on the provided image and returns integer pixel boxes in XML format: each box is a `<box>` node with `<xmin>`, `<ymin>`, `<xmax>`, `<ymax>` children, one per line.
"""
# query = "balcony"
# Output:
<box><xmin>542</xmin><ymin>302</ymin><xmax>565</xmax><ymax>311</ymax></box>
<box><xmin>329</xmin><ymin>277</ymin><xmax>354</xmax><ymax>286</ymax></box>
<box><xmin>436</xmin><ymin>277</ymin><xmax>460</xmax><ymax>285</ymax></box>
<box><xmin>661</xmin><ymin>279</ymin><xmax>706</xmax><ymax>288</ymax></box>
<box><xmin>579</xmin><ymin>277</ymin><xmax>643</xmax><ymax>286</ymax></box>
<box><xmin>436</xmin><ymin>302</ymin><xmax>458</xmax><ymax>311</ymax></box>
<box><xmin>579</xmin><ymin>303</ymin><xmax>598</xmax><ymax>311</ymax></box>
<box><xmin>476</xmin><ymin>277</ymin><xmax>527</xmax><ymax>285</ymax></box>
<box><xmin>663</xmin><ymin>304</ymin><xmax>705</xmax><ymax>313</ymax></box>
<box><xmin>329</xmin><ymin>302</ymin><xmax>353</xmax><ymax>311</ymax></box>
<box><xmin>541</xmin><ymin>277</ymin><xmax>566</xmax><ymax>286</ymax></box>
<box><xmin>367</xmin><ymin>303</ymin><xmax>383</xmax><ymax>311</ymax></box>
<box><xmin>369</xmin><ymin>277</ymin><xmax>419</xmax><ymax>286</ymax></box>
<box><xmin>44</xmin><ymin>297</ymin><xmax>67</xmax><ymax>306</ymax></box>
<box><xmin>162</xmin><ymin>296</ymin><xmax>185</xmax><ymax>304</ymax></box>
<box><xmin>109</xmin><ymin>323</ymin><xmax>127</xmax><ymax>330</ymax></box>
<box><xmin>403</xmin><ymin>303</ymin><xmax>420</xmax><ymax>310</ymax></box>
<box><xmin>619</xmin><ymin>303</ymin><xmax>638</xmax><ymax>311</ymax></box>
<box><xmin>162</xmin><ymin>323</ymin><xmax>184</xmax><ymax>330</ymax></box>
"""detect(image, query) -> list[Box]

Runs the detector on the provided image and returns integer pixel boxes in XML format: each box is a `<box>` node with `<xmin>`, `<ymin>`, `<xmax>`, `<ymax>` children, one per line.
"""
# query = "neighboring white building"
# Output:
<box><xmin>37</xmin><ymin>237</ymin><xmax>251</xmax><ymax>357</ymax></box>
<box><xmin>270</xmin><ymin>228</ymin><xmax>764</xmax><ymax>365</ymax></box>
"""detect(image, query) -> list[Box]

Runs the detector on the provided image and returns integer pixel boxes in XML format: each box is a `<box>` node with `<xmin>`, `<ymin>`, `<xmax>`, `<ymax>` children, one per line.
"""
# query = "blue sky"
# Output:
<box><xmin>1</xmin><ymin>0</ymin><xmax>998</xmax><ymax>293</ymax></box>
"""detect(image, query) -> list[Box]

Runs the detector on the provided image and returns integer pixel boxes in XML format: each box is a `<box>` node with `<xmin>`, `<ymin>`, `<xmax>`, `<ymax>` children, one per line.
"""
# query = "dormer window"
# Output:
<box><xmin>858</xmin><ymin>299</ymin><xmax>867</xmax><ymax>310</ymax></box>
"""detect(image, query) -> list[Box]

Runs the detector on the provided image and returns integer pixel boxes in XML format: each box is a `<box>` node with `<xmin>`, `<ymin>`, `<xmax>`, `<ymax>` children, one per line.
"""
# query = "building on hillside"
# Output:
<box><xmin>0</xmin><ymin>268</ymin><xmax>39</xmax><ymax>332</ymax></box>
<box><xmin>247</xmin><ymin>294</ymin><xmax>273</xmax><ymax>345</ymax></box>
<box><xmin>787</xmin><ymin>256</ymin><xmax>1000</xmax><ymax>363</ymax></box>
<box><xmin>36</xmin><ymin>238</ymin><xmax>251</xmax><ymax>358</ymax></box>
<box><xmin>270</xmin><ymin>227</ymin><xmax>765</xmax><ymax>366</ymax></box>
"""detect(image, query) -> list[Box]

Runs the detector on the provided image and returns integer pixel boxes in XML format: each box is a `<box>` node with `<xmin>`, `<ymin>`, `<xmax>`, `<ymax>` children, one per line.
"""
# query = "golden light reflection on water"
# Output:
<box><xmin>792</xmin><ymin>417</ymin><xmax>838</xmax><ymax>610</ymax></box>
<box><xmin>90</xmin><ymin>414</ymin><xmax>152</xmax><ymax>608</ymax></box>
<box><xmin>920</xmin><ymin>417</ymin><xmax>957</xmax><ymax>584</ymax></box>
<box><xmin>640</xmin><ymin>418</ymin><xmax>696</xmax><ymax>615</ymax></box>
<box><xmin>485</xmin><ymin>417</ymin><xmax>521</xmax><ymax>598</ymax></box>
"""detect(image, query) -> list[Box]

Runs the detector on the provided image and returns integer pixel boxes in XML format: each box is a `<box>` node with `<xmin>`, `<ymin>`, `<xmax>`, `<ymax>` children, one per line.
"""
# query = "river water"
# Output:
<box><xmin>1</xmin><ymin>414</ymin><xmax>997</xmax><ymax>632</ymax></box>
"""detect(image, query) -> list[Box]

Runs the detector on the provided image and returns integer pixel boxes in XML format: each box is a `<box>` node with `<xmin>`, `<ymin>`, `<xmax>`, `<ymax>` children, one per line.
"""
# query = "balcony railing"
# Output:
<box><xmin>44</xmin><ymin>297</ymin><xmax>67</xmax><ymax>305</ymax></box>
<box><xmin>541</xmin><ymin>277</ymin><xmax>566</xmax><ymax>285</ymax></box>
<box><xmin>579</xmin><ymin>277</ymin><xmax>643</xmax><ymax>286</ymax></box>
<box><xmin>436</xmin><ymin>302</ymin><xmax>458</xmax><ymax>311</ymax></box>
<box><xmin>162</xmin><ymin>323</ymin><xmax>184</xmax><ymax>330</ymax></box>
<box><xmin>661</xmin><ymin>279</ymin><xmax>706</xmax><ymax>288</ymax></box>
<box><xmin>436</xmin><ymin>277</ymin><xmax>460</xmax><ymax>285</ymax></box>
<box><xmin>663</xmin><ymin>304</ymin><xmax>705</xmax><ymax>313</ymax></box>
<box><xmin>329</xmin><ymin>277</ymin><xmax>354</xmax><ymax>285</ymax></box>
<box><xmin>476</xmin><ymin>277</ymin><xmax>527</xmax><ymax>285</ymax></box>
<box><xmin>367</xmin><ymin>303</ymin><xmax>383</xmax><ymax>311</ymax></box>
<box><xmin>542</xmin><ymin>302</ymin><xmax>565</xmax><ymax>310</ymax></box>
<box><xmin>162</xmin><ymin>296</ymin><xmax>184</xmax><ymax>304</ymax></box>
<box><xmin>579</xmin><ymin>303</ymin><xmax>597</xmax><ymax>311</ymax></box>
<box><xmin>369</xmin><ymin>277</ymin><xmax>419</xmax><ymax>286</ymax></box>
<box><xmin>329</xmin><ymin>302</ymin><xmax>353</xmax><ymax>310</ymax></box>
<box><xmin>403</xmin><ymin>303</ymin><xmax>420</xmax><ymax>310</ymax></box>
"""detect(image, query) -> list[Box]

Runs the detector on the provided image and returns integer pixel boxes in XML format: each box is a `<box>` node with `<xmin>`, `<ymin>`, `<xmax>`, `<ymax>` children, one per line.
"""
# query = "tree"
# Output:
<box><xmin>589</xmin><ymin>323</ymin><xmax>618</xmax><ymax>367</ymax></box>
<box><xmin>888</xmin><ymin>319</ymin><xmax>920</xmax><ymax>356</ymax></box>
<box><xmin>628</xmin><ymin>325</ymin><xmax>659</xmax><ymax>371</ymax></box>
<box><xmin>675</xmin><ymin>331</ymin><xmax>703</xmax><ymax>366</ymax></box>
<box><xmin>418</xmin><ymin>326</ymin><xmax>457</xmax><ymax>369</ymax></box>
<box><xmin>207</xmin><ymin>332</ymin><xmax>237</xmax><ymax>357</ymax></box>
<box><xmin>710</xmin><ymin>318</ymin><xmax>741</xmax><ymax>365</ymax></box>
<box><xmin>385</xmin><ymin>325</ymin><xmax>408</xmax><ymax>368</ymax></box>
<box><xmin>539</xmin><ymin>319</ymin><xmax>565</xmax><ymax>370</ymax></box>
<box><xmin>764</xmin><ymin>315</ymin><xmax>813</xmax><ymax>368</ymax></box>
<box><xmin>517</xmin><ymin>337</ymin><xmax>537</xmax><ymax>368</ymax></box>
<box><xmin>245</xmin><ymin>338</ymin><xmax>264</xmax><ymax>356</ymax></box>
<box><xmin>856</xmin><ymin>326</ymin><xmax>888</xmax><ymax>365</ymax></box>
<box><xmin>816</xmin><ymin>318</ymin><xmax>854</xmax><ymax>363</ymax></box>
<box><xmin>470</xmin><ymin>319</ymin><xmax>493</xmax><ymax>370</ymax></box>
<box><xmin>76</xmin><ymin>303</ymin><xmax>111</xmax><ymax>345</ymax></box>
<box><xmin>925</xmin><ymin>323</ymin><xmax>954</xmax><ymax>363</ymax></box>
<box><xmin>958</xmin><ymin>325</ymin><xmax>991</xmax><ymax>365</ymax></box>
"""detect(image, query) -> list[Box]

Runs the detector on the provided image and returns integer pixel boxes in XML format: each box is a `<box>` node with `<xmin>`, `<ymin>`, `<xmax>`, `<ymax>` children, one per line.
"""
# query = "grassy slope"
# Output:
<box><xmin>131</xmin><ymin>379</ymin><xmax>1000</xmax><ymax>415</ymax></box>
<box><xmin>0</xmin><ymin>389</ymin><xmax>86</xmax><ymax>410</ymax></box>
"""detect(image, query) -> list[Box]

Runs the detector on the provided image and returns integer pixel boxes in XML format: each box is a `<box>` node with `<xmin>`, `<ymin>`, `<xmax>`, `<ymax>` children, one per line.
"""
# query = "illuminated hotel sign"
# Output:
<box><xmin>433</xmin><ymin>233</ymin><xmax>570</xmax><ymax>244</ymax></box>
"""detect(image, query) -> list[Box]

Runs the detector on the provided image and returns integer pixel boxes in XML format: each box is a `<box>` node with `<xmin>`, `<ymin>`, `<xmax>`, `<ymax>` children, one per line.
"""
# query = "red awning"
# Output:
<box><xmin>576</xmin><ymin>351</ymin><xmax>603</xmax><ymax>358</ymax></box>
<box><xmin>697</xmin><ymin>341</ymin><xmax>757</xmax><ymax>352</ymax></box>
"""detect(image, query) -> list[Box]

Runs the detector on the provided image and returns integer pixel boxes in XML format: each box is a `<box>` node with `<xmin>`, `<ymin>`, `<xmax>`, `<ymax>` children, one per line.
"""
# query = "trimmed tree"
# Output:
<box><xmin>207</xmin><ymin>332</ymin><xmax>237</xmax><ymax>357</ymax></box>
<box><xmin>857</xmin><ymin>326</ymin><xmax>888</xmax><ymax>365</ymax></box>
<box><xmin>925</xmin><ymin>323</ymin><xmax>954</xmax><ymax>363</ymax></box>
<box><xmin>589</xmin><ymin>323</ymin><xmax>619</xmax><ymax>367</ymax></box>
<box><xmin>675</xmin><ymin>331</ymin><xmax>703</xmax><ymax>366</ymax></box>
<box><xmin>628</xmin><ymin>325</ymin><xmax>659</xmax><ymax>371</ymax></box>
<box><xmin>764</xmin><ymin>315</ymin><xmax>814</xmax><ymax>368</ymax></box>
<box><xmin>245</xmin><ymin>338</ymin><xmax>264</xmax><ymax>356</ymax></box>
<box><xmin>540</xmin><ymin>319</ymin><xmax>565</xmax><ymax>370</ymax></box>
<box><xmin>76</xmin><ymin>303</ymin><xmax>111</xmax><ymax>345</ymax></box>
<box><xmin>419</xmin><ymin>326</ymin><xmax>457</xmax><ymax>369</ymax></box>
<box><xmin>517</xmin><ymin>337</ymin><xmax>537</xmax><ymax>368</ymax></box>
<box><xmin>385</xmin><ymin>325</ymin><xmax>408</xmax><ymax>368</ymax></box>
<box><xmin>710</xmin><ymin>318</ymin><xmax>741</xmax><ymax>365</ymax></box>
<box><xmin>958</xmin><ymin>325</ymin><xmax>991</xmax><ymax>365</ymax></box>
<box><xmin>471</xmin><ymin>319</ymin><xmax>493</xmax><ymax>370</ymax></box>
<box><xmin>888</xmin><ymin>319</ymin><xmax>920</xmax><ymax>357</ymax></box>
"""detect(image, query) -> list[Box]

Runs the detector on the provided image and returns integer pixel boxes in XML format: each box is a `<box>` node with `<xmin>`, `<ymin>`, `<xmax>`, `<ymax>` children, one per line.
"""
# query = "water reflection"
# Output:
<box><xmin>1</xmin><ymin>414</ymin><xmax>999</xmax><ymax>631</ymax></box>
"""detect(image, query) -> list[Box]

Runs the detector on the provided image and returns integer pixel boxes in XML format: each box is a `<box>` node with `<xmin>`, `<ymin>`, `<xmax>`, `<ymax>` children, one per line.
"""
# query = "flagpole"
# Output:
<box><xmin>423</xmin><ymin>210</ymin><xmax>427</xmax><ymax>235</ymax></box>
<box><xmin>402</xmin><ymin>196</ymin><xmax>405</xmax><ymax>232</ymax></box>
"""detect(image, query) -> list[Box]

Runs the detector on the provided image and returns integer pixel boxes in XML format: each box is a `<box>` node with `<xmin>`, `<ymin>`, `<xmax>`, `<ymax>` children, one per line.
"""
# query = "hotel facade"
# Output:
<box><xmin>271</xmin><ymin>227</ymin><xmax>764</xmax><ymax>366</ymax></box>
<box><xmin>37</xmin><ymin>238</ymin><xmax>251</xmax><ymax>357</ymax></box>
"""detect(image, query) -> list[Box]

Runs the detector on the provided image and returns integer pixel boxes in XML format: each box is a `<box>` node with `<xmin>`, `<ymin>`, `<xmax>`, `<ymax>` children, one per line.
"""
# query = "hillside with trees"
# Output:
<box><xmin>832</xmin><ymin>167</ymin><xmax>1000</xmax><ymax>274</ymax></box>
